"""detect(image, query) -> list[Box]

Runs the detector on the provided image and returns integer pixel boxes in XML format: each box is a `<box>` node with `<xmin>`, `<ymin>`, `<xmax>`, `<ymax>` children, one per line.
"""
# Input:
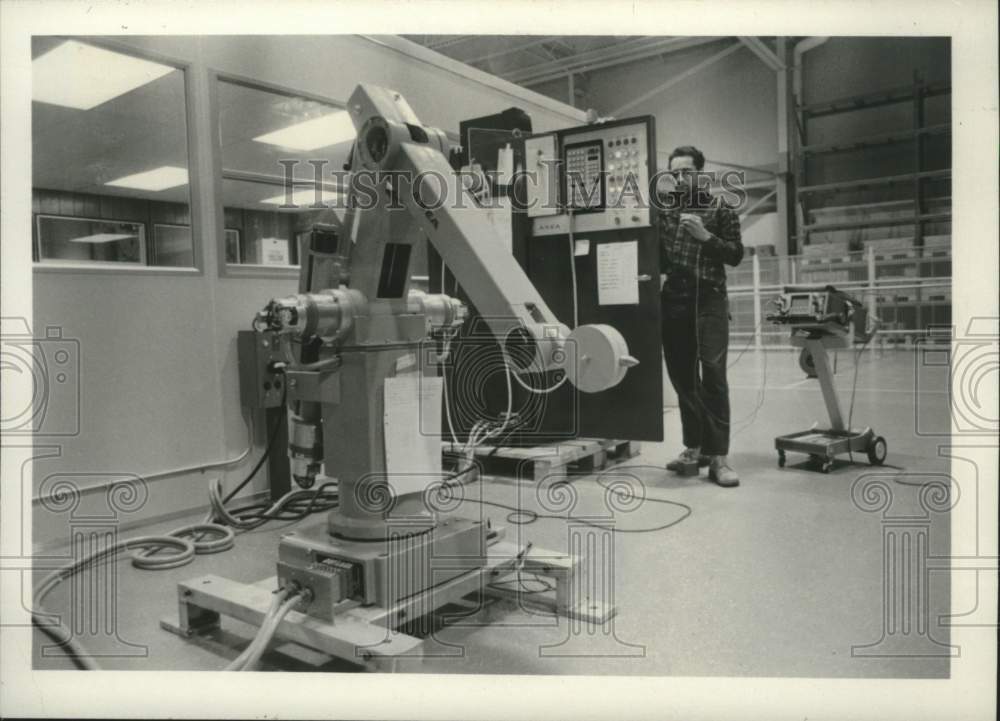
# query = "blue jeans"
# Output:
<box><xmin>661</xmin><ymin>291</ymin><xmax>731</xmax><ymax>456</ymax></box>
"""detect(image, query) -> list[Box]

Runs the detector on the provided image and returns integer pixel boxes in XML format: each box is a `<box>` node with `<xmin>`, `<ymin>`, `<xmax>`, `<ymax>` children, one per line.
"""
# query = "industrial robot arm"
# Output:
<box><xmin>251</xmin><ymin>84</ymin><xmax>640</xmax><ymax>498</ymax></box>
<box><xmin>345</xmin><ymin>83</ymin><xmax>638</xmax><ymax>392</ymax></box>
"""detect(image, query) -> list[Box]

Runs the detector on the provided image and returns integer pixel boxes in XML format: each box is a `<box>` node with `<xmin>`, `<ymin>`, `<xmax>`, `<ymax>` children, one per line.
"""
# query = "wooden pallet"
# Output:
<box><xmin>443</xmin><ymin>438</ymin><xmax>640</xmax><ymax>484</ymax></box>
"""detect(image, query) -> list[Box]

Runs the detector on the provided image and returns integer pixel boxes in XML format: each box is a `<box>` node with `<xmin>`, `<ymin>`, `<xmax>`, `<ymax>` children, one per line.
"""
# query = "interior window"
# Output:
<box><xmin>31</xmin><ymin>38</ymin><xmax>195</xmax><ymax>269</ymax></box>
<box><xmin>217</xmin><ymin>80</ymin><xmax>350</xmax><ymax>270</ymax></box>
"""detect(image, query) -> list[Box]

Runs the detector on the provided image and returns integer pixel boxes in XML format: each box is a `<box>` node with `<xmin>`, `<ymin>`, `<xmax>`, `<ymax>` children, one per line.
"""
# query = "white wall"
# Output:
<box><xmin>31</xmin><ymin>35</ymin><xmax>584</xmax><ymax>546</ymax></box>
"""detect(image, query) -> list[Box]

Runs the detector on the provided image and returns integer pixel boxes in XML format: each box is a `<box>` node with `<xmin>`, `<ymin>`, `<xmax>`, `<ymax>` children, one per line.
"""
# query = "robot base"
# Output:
<box><xmin>160</xmin><ymin>532</ymin><xmax>616</xmax><ymax>672</ymax></box>
<box><xmin>276</xmin><ymin>518</ymin><xmax>488</xmax><ymax>618</ymax></box>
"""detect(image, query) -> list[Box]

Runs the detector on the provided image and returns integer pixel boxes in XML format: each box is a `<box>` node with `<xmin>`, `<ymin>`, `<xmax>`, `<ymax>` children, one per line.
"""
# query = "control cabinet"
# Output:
<box><xmin>435</xmin><ymin>113</ymin><xmax>664</xmax><ymax>444</ymax></box>
<box><xmin>526</xmin><ymin>118</ymin><xmax>655</xmax><ymax>236</ymax></box>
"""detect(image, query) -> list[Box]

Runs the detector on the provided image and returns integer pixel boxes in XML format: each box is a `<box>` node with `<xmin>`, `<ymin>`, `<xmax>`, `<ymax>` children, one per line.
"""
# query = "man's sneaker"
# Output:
<box><xmin>708</xmin><ymin>456</ymin><xmax>740</xmax><ymax>487</ymax></box>
<box><xmin>666</xmin><ymin>447</ymin><xmax>709</xmax><ymax>473</ymax></box>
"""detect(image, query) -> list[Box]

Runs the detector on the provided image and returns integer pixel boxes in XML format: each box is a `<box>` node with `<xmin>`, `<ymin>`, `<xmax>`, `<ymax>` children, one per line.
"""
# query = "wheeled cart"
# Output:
<box><xmin>774</xmin><ymin>334</ymin><xmax>887</xmax><ymax>473</ymax></box>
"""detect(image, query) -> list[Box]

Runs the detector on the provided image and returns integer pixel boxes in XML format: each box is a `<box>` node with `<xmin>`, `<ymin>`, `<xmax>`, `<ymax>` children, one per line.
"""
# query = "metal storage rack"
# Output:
<box><xmin>795</xmin><ymin>74</ymin><xmax>951</xmax><ymax>252</ymax></box>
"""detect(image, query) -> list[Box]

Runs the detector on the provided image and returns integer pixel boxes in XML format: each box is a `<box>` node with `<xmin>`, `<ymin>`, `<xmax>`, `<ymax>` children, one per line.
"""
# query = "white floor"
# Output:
<box><xmin>33</xmin><ymin>350</ymin><xmax>957</xmax><ymax>678</ymax></box>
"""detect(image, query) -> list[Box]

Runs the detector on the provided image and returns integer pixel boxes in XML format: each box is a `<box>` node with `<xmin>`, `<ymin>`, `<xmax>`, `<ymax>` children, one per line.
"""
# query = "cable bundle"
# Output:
<box><xmin>225</xmin><ymin>585</ymin><xmax>306</xmax><ymax>671</ymax></box>
<box><xmin>205</xmin><ymin>480</ymin><xmax>338</xmax><ymax>531</ymax></box>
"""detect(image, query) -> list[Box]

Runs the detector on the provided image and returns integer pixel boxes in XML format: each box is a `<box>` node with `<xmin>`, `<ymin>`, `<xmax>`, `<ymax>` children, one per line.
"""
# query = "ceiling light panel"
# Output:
<box><xmin>252</xmin><ymin>112</ymin><xmax>356</xmax><ymax>151</ymax></box>
<box><xmin>33</xmin><ymin>40</ymin><xmax>176</xmax><ymax>110</ymax></box>
<box><xmin>260</xmin><ymin>188</ymin><xmax>341</xmax><ymax>206</ymax></box>
<box><xmin>105</xmin><ymin>166</ymin><xmax>189</xmax><ymax>192</ymax></box>
<box><xmin>69</xmin><ymin>233</ymin><xmax>137</xmax><ymax>244</ymax></box>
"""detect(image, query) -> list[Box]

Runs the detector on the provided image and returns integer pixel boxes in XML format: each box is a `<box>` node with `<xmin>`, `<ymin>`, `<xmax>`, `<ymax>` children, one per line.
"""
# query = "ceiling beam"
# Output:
<box><xmin>740</xmin><ymin>188</ymin><xmax>778</xmax><ymax>218</ymax></box>
<box><xmin>510</xmin><ymin>36</ymin><xmax>666</xmax><ymax>82</ymax></box>
<box><xmin>515</xmin><ymin>36</ymin><xmax>724</xmax><ymax>86</ymax></box>
<box><xmin>611</xmin><ymin>41</ymin><xmax>743</xmax><ymax>116</ymax></box>
<box><xmin>738</xmin><ymin>36</ymin><xmax>784</xmax><ymax>71</ymax></box>
<box><xmin>425</xmin><ymin>35</ymin><xmax>476</xmax><ymax>51</ymax></box>
<box><xmin>460</xmin><ymin>37</ymin><xmax>559</xmax><ymax>66</ymax></box>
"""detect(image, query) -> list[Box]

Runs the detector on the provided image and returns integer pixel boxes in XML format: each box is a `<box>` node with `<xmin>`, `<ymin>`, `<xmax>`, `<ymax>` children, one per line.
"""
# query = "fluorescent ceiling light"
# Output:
<box><xmin>69</xmin><ymin>233</ymin><xmax>136</xmax><ymax>244</ymax></box>
<box><xmin>105</xmin><ymin>166</ymin><xmax>189</xmax><ymax>192</ymax></box>
<box><xmin>33</xmin><ymin>40</ymin><xmax>175</xmax><ymax>110</ymax></box>
<box><xmin>260</xmin><ymin>188</ymin><xmax>341</xmax><ymax>206</ymax></box>
<box><xmin>253</xmin><ymin>112</ymin><xmax>356</xmax><ymax>151</ymax></box>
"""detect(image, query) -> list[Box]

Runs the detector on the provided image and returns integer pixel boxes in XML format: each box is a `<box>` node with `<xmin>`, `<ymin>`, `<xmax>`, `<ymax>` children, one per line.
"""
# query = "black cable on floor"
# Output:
<box><xmin>442</xmin><ymin>462</ymin><xmax>693</xmax><ymax>535</ymax></box>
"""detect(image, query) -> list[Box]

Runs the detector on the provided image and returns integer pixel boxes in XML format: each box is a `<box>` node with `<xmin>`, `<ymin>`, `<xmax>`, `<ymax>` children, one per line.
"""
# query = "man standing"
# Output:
<box><xmin>658</xmin><ymin>146</ymin><xmax>744</xmax><ymax>487</ymax></box>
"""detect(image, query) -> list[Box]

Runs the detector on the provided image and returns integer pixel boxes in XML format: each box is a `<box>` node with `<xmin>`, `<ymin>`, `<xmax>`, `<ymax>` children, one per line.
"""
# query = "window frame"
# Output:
<box><xmin>150</xmin><ymin>222</ymin><xmax>201</xmax><ymax>268</ymax></box>
<box><xmin>30</xmin><ymin>36</ymin><xmax>204</xmax><ymax>277</ymax></box>
<box><xmin>34</xmin><ymin>213</ymin><xmax>148</xmax><ymax>268</ymax></box>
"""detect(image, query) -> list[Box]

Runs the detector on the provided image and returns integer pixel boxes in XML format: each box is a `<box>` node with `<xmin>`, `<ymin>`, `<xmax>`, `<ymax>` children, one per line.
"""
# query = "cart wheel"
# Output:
<box><xmin>867</xmin><ymin>436</ymin><xmax>887</xmax><ymax>466</ymax></box>
<box><xmin>777</xmin><ymin>450</ymin><xmax>786</xmax><ymax>468</ymax></box>
<box><xmin>821</xmin><ymin>460</ymin><xmax>833</xmax><ymax>474</ymax></box>
<box><xmin>798</xmin><ymin>348</ymin><xmax>817</xmax><ymax>378</ymax></box>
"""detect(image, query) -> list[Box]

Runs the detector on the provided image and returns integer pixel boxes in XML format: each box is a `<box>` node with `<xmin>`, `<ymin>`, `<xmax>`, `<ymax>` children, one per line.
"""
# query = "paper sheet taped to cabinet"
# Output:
<box><xmin>596</xmin><ymin>240</ymin><xmax>639</xmax><ymax>305</ymax></box>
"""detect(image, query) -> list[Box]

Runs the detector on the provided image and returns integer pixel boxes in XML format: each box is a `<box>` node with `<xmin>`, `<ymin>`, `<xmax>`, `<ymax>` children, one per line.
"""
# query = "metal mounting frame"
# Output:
<box><xmin>161</xmin><ymin>537</ymin><xmax>615</xmax><ymax>672</ymax></box>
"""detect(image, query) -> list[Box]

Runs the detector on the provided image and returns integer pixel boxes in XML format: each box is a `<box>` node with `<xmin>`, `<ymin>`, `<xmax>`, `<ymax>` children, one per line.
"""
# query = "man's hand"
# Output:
<box><xmin>680</xmin><ymin>213</ymin><xmax>711</xmax><ymax>242</ymax></box>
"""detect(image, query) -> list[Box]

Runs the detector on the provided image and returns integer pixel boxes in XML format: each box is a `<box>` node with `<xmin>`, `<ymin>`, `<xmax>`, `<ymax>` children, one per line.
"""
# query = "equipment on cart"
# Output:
<box><xmin>767</xmin><ymin>285</ymin><xmax>886</xmax><ymax>473</ymax></box>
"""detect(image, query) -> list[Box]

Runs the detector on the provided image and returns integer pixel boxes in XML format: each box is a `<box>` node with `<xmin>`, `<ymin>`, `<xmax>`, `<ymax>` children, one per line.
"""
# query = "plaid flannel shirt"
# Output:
<box><xmin>659</xmin><ymin>196</ymin><xmax>744</xmax><ymax>298</ymax></box>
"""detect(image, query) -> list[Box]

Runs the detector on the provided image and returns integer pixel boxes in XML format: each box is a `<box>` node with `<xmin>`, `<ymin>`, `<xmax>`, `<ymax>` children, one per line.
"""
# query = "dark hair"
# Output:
<box><xmin>668</xmin><ymin>145</ymin><xmax>705</xmax><ymax>171</ymax></box>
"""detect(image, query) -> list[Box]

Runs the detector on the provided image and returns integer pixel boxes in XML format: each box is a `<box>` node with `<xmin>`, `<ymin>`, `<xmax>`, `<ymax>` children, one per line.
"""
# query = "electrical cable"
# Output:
<box><xmin>441</xmin><ymin>463</ymin><xmax>692</xmax><ymax>535</ymax></box>
<box><xmin>31</xmin><ymin>534</ymin><xmax>198</xmax><ymax>670</ymax></box>
<box><xmin>487</xmin><ymin>573</ymin><xmax>555</xmax><ymax>594</ymax></box>
<box><xmin>506</xmin><ymin>360</ymin><xmax>568</xmax><ymax>395</ymax></box>
<box><xmin>442</xmin><ymin>357</ymin><xmax>460</xmax><ymax>447</ymax></box>
<box><xmin>32</xmin><ymin>380</ymin><xmax>333</xmax><ymax>670</ymax></box>
<box><xmin>727</xmin><ymin>317</ymin><xmax>766</xmax><ymax>370</ymax></box>
<box><xmin>221</xmin><ymin>384</ymin><xmax>288</xmax><ymax>506</ymax></box>
<box><xmin>568</xmin><ymin>209</ymin><xmax>579</xmax><ymax>329</ymax></box>
<box><xmin>847</xmin><ymin>333</ymin><xmax>873</xmax><ymax>433</ymax></box>
<box><xmin>206</xmin><ymin>480</ymin><xmax>339</xmax><ymax>531</ymax></box>
<box><xmin>686</xmin><ymin>237</ymin><xmax>768</xmax><ymax>440</ymax></box>
<box><xmin>845</xmin><ymin>332</ymin><xmax>873</xmax><ymax>463</ymax></box>
<box><xmin>225</xmin><ymin>585</ymin><xmax>291</xmax><ymax>671</ymax></box>
<box><xmin>226</xmin><ymin>587</ymin><xmax>304</xmax><ymax>672</ymax></box>
<box><xmin>238</xmin><ymin>591</ymin><xmax>304</xmax><ymax>671</ymax></box>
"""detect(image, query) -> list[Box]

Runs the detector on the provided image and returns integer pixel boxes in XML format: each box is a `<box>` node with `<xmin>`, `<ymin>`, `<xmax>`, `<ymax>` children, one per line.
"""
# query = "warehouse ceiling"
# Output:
<box><xmin>402</xmin><ymin>35</ymin><xmax>727</xmax><ymax>89</ymax></box>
